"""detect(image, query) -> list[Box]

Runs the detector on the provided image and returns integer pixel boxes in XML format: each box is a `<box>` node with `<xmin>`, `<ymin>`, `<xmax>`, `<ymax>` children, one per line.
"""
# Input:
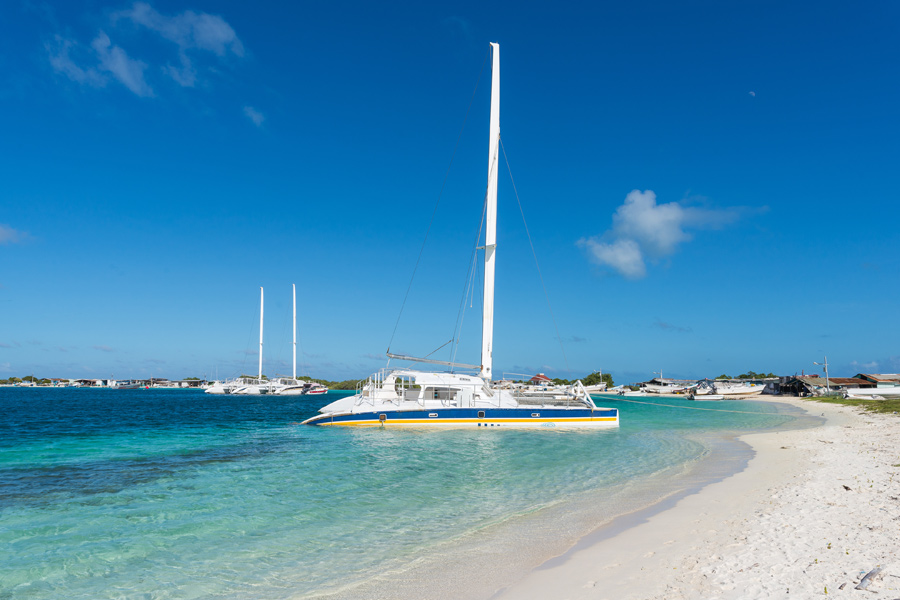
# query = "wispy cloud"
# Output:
<box><xmin>653</xmin><ymin>319</ymin><xmax>692</xmax><ymax>333</ymax></box>
<box><xmin>116</xmin><ymin>2</ymin><xmax>244</xmax><ymax>57</ymax></box>
<box><xmin>48</xmin><ymin>31</ymin><xmax>153</xmax><ymax>96</ymax></box>
<box><xmin>47</xmin><ymin>2</ymin><xmax>243</xmax><ymax>96</ymax></box>
<box><xmin>578</xmin><ymin>190</ymin><xmax>742</xmax><ymax>279</ymax></box>
<box><xmin>92</xmin><ymin>345</ymin><xmax>114</xmax><ymax>352</ymax></box>
<box><xmin>442</xmin><ymin>16</ymin><xmax>474</xmax><ymax>42</ymax></box>
<box><xmin>0</xmin><ymin>224</ymin><xmax>31</xmax><ymax>245</ymax></box>
<box><xmin>115</xmin><ymin>2</ymin><xmax>244</xmax><ymax>88</ymax></box>
<box><xmin>849</xmin><ymin>356</ymin><xmax>900</xmax><ymax>373</ymax></box>
<box><xmin>243</xmin><ymin>106</ymin><xmax>264</xmax><ymax>126</ymax></box>
<box><xmin>92</xmin><ymin>31</ymin><xmax>153</xmax><ymax>96</ymax></box>
<box><xmin>47</xmin><ymin>36</ymin><xmax>106</xmax><ymax>87</ymax></box>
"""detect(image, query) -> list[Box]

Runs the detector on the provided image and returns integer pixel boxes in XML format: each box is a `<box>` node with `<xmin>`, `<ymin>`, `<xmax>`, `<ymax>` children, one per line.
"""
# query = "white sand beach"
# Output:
<box><xmin>495</xmin><ymin>398</ymin><xmax>899</xmax><ymax>599</ymax></box>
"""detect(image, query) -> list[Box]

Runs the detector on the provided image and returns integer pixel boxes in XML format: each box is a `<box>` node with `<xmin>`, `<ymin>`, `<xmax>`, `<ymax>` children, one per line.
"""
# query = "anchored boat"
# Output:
<box><xmin>304</xmin><ymin>43</ymin><xmax>618</xmax><ymax>429</ymax></box>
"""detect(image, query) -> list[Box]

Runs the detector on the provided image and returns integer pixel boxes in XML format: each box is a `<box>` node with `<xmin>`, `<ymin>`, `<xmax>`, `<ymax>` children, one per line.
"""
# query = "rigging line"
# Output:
<box><xmin>424</xmin><ymin>339</ymin><xmax>454</xmax><ymax>358</ymax></box>
<box><xmin>451</xmin><ymin>194</ymin><xmax>489</xmax><ymax>367</ymax></box>
<box><xmin>499</xmin><ymin>137</ymin><xmax>571</xmax><ymax>374</ymax></box>
<box><xmin>602</xmin><ymin>397</ymin><xmax>772</xmax><ymax>414</ymax></box>
<box><xmin>386</xmin><ymin>47</ymin><xmax>491</xmax><ymax>354</ymax></box>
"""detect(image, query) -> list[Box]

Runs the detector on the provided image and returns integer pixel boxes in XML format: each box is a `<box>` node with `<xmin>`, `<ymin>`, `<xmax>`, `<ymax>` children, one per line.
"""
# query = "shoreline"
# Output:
<box><xmin>494</xmin><ymin>397</ymin><xmax>899</xmax><ymax>599</ymax></box>
<box><xmin>310</xmin><ymin>399</ymin><xmax>806</xmax><ymax>600</ymax></box>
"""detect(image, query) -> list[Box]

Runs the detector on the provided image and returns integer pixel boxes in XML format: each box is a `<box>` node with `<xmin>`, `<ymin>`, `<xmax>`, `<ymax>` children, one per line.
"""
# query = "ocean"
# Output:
<box><xmin>0</xmin><ymin>387</ymin><xmax>803</xmax><ymax>599</ymax></box>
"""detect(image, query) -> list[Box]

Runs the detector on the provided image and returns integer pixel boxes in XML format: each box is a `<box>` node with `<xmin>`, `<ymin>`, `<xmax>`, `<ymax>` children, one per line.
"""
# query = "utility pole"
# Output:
<box><xmin>814</xmin><ymin>356</ymin><xmax>830</xmax><ymax>393</ymax></box>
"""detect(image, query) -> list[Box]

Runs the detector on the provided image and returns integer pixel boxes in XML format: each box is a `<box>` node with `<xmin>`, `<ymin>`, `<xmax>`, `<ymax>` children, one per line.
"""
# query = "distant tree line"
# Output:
<box><xmin>0</xmin><ymin>376</ymin><xmax>52</xmax><ymax>385</ymax></box>
<box><xmin>716</xmin><ymin>371</ymin><xmax>778</xmax><ymax>380</ymax></box>
<box><xmin>541</xmin><ymin>371</ymin><xmax>614</xmax><ymax>387</ymax></box>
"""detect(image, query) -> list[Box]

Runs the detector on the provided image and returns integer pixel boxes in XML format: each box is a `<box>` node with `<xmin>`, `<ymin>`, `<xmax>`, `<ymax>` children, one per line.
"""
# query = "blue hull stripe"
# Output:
<box><xmin>304</xmin><ymin>407</ymin><xmax>619</xmax><ymax>427</ymax></box>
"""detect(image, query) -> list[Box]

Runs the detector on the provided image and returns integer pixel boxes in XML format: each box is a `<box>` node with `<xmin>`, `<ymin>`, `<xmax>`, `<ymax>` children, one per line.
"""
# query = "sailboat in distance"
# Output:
<box><xmin>275</xmin><ymin>284</ymin><xmax>328</xmax><ymax>395</ymax></box>
<box><xmin>303</xmin><ymin>43</ymin><xmax>618</xmax><ymax>428</ymax></box>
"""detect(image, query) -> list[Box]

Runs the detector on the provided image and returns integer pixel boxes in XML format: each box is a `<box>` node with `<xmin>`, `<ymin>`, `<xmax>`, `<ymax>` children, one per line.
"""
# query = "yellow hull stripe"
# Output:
<box><xmin>317</xmin><ymin>417</ymin><xmax>618</xmax><ymax>427</ymax></box>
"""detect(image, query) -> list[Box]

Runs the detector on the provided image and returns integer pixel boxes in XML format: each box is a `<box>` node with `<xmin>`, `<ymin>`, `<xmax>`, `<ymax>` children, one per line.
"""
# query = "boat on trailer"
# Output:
<box><xmin>304</xmin><ymin>43</ymin><xmax>618</xmax><ymax>429</ymax></box>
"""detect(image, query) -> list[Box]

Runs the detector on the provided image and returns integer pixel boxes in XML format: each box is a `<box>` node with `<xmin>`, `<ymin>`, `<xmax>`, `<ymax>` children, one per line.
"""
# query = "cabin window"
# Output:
<box><xmin>478</xmin><ymin>411</ymin><xmax>485</xmax><ymax>418</ymax></box>
<box><xmin>531</xmin><ymin>413</ymin><xmax>540</xmax><ymax>418</ymax></box>
<box><xmin>428</xmin><ymin>413</ymin><xmax>438</xmax><ymax>418</ymax></box>
<box><xmin>423</xmin><ymin>387</ymin><xmax>458</xmax><ymax>401</ymax></box>
<box><xmin>379</xmin><ymin>414</ymin><xmax>387</xmax><ymax>421</ymax></box>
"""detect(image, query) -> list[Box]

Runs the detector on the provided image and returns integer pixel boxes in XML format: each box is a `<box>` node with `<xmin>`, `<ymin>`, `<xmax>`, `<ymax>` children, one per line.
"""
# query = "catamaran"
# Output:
<box><xmin>207</xmin><ymin>287</ymin><xmax>277</xmax><ymax>395</ymax></box>
<box><xmin>303</xmin><ymin>43</ymin><xmax>618</xmax><ymax>428</ymax></box>
<box><xmin>275</xmin><ymin>284</ymin><xmax>329</xmax><ymax>395</ymax></box>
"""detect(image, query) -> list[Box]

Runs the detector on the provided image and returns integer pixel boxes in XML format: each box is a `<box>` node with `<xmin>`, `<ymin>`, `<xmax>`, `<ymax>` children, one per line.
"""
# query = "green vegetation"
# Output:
<box><xmin>540</xmin><ymin>372</ymin><xmax>614</xmax><ymax>387</ymax></box>
<box><xmin>321</xmin><ymin>379</ymin><xmax>363</xmax><ymax>390</ymax></box>
<box><xmin>805</xmin><ymin>396</ymin><xmax>900</xmax><ymax>415</ymax></box>
<box><xmin>717</xmin><ymin>371</ymin><xmax>777</xmax><ymax>380</ymax></box>
<box><xmin>581</xmin><ymin>371</ymin><xmax>615</xmax><ymax>388</ymax></box>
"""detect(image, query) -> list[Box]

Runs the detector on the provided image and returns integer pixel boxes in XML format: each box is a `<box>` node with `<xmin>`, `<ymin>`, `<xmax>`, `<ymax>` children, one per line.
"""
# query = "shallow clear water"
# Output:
<box><xmin>0</xmin><ymin>387</ymin><xmax>794</xmax><ymax>599</ymax></box>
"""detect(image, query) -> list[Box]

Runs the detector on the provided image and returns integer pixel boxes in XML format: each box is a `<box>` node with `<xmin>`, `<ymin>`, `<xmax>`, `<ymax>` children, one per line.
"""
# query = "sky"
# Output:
<box><xmin>1</xmin><ymin>0</ymin><xmax>898</xmax><ymax>384</ymax></box>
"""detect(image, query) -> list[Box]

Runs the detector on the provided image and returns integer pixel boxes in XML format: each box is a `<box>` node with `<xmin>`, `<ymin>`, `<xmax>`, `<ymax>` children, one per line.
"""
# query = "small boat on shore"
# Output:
<box><xmin>714</xmin><ymin>381</ymin><xmax>766</xmax><ymax>396</ymax></box>
<box><xmin>689</xmin><ymin>393</ymin><xmax>724</xmax><ymax>401</ymax></box>
<box><xmin>842</xmin><ymin>387</ymin><xmax>900</xmax><ymax>399</ymax></box>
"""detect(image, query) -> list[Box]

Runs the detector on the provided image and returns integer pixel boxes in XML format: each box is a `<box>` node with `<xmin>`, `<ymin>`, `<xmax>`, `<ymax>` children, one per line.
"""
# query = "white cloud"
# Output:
<box><xmin>579</xmin><ymin>190</ymin><xmax>741</xmax><ymax>279</ymax></box>
<box><xmin>243</xmin><ymin>106</ymin><xmax>264</xmax><ymax>126</ymax></box>
<box><xmin>92</xmin><ymin>31</ymin><xmax>153</xmax><ymax>97</ymax></box>
<box><xmin>48</xmin><ymin>31</ymin><xmax>152</xmax><ymax>96</ymax></box>
<box><xmin>117</xmin><ymin>2</ymin><xmax>244</xmax><ymax>57</ymax></box>
<box><xmin>577</xmin><ymin>238</ymin><xmax>645</xmax><ymax>279</ymax></box>
<box><xmin>47</xmin><ymin>36</ymin><xmax>105</xmax><ymax>87</ymax></box>
<box><xmin>850</xmin><ymin>357</ymin><xmax>900</xmax><ymax>373</ymax></box>
<box><xmin>0</xmin><ymin>224</ymin><xmax>30</xmax><ymax>245</ymax></box>
<box><xmin>47</xmin><ymin>2</ymin><xmax>243</xmax><ymax>94</ymax></box>
<box><xmin>612</xmin><ymin>190</ymin><xmax>690</xmax><ymax>257</ymax></box>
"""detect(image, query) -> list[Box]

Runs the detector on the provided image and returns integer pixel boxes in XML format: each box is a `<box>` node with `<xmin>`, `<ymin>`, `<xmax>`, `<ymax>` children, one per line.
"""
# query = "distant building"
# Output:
<box><xmin>529</xmin><ymin>373</ymin><xmax>552</xmax><ymax>384</ymax></box>
<box><xmin>779</xmin><ymin>376</ymin><xmax>872</xmax><ymax>396</ymax></box>
<box><xmin>854</xmin><ymin>374</ymin><xmax>900</xmax><ymax>388</ymax></box>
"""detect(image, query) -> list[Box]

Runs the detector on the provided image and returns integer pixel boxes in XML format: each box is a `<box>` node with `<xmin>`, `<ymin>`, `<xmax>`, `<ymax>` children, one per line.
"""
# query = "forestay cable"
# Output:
<box><xmin>499</xmin><ymin>137</ymin><xmax>571</xmax><ymax>374</ymax></box>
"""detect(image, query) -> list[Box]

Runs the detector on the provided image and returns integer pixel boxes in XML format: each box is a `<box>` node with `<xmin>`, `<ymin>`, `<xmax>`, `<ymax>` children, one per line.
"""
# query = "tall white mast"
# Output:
<box><xmin>481</xmin><ymin>42</ymin><xmax>500</xmax><ymax>381</ymax></box>
<box><xmin>258</xmin><ymin>286</ymin><xmax>264</xmax><ymax>380</ymax></box>
<box><xmin>292</xmin><ymin>283</ymin><xmax>297</xmax><ymax>380</ymax></box>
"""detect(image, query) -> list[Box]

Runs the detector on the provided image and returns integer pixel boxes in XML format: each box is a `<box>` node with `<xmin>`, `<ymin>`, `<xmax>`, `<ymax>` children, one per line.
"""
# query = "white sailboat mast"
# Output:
<box><xmin>292</xmin><ymin>284</ymin><xmax>297</xmax><ymax>380</ymax></box>
<box><xmin>480</xmin><ymin>42</ymin><xmax>500</xmax><ymax>381</ymax></box>
<box><xmin>258</xmin><ymin>286</ymin><xmax>264</xmax><ymax>380</ymax></box>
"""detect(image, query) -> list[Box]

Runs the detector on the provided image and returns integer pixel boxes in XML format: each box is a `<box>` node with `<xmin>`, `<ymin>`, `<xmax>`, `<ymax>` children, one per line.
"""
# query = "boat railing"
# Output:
<box><xmin>508</xmin><ymin>379</ymin><xmax>595</xmax><ymax>409</ymax></box>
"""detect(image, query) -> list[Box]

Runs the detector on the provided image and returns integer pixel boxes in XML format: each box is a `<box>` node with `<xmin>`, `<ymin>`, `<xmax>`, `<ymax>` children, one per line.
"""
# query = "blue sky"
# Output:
<box><xmin>1</xmin><ymin>0</ymin><xmax>898</xmax><ymax>383</ymax></box>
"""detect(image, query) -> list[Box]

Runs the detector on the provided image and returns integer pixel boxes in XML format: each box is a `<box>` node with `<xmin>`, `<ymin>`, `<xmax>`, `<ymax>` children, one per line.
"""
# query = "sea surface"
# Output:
<box><xmin>0</xmin><ymin>387</ymin><xmax>802</xmax><ymax>599</ymax></box>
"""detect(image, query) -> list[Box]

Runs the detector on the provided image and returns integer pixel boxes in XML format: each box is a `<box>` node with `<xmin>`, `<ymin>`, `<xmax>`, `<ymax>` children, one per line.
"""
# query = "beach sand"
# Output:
<box><xmin>494</xmin><ymin>397</ymin><xmax>899</xmax><ymax>599</ymax></box>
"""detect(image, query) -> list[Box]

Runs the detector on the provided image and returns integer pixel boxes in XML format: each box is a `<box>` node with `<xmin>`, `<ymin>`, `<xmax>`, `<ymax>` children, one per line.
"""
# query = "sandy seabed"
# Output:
<box><xmin>496</xmin><ymin>398</ymin><xmax>899</xmax><ymax>600</ymax></box>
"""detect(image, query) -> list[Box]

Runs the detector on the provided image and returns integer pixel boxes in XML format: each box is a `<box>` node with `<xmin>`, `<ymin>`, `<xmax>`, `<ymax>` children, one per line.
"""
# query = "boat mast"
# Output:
<box><xmin>258</xmin><ymin>286</ymin><xmax>264</xmax><ymax>380</ymax></box>
<box><xmin>481</xmin><ymin>42</ymin><xmax>500</xmax><ymax>381</ymax></box>
<box><xmin>292</xmin><ymin>283</ymin><xmax>297</xmax><ymax>380</ymax></box>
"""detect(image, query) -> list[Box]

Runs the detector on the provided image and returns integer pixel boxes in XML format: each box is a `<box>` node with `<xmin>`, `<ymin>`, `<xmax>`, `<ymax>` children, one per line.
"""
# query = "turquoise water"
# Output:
<box><xmin>0</xmin><ymin>388</ymin><xmax>795</xmax><ymax>599</ymax></box>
